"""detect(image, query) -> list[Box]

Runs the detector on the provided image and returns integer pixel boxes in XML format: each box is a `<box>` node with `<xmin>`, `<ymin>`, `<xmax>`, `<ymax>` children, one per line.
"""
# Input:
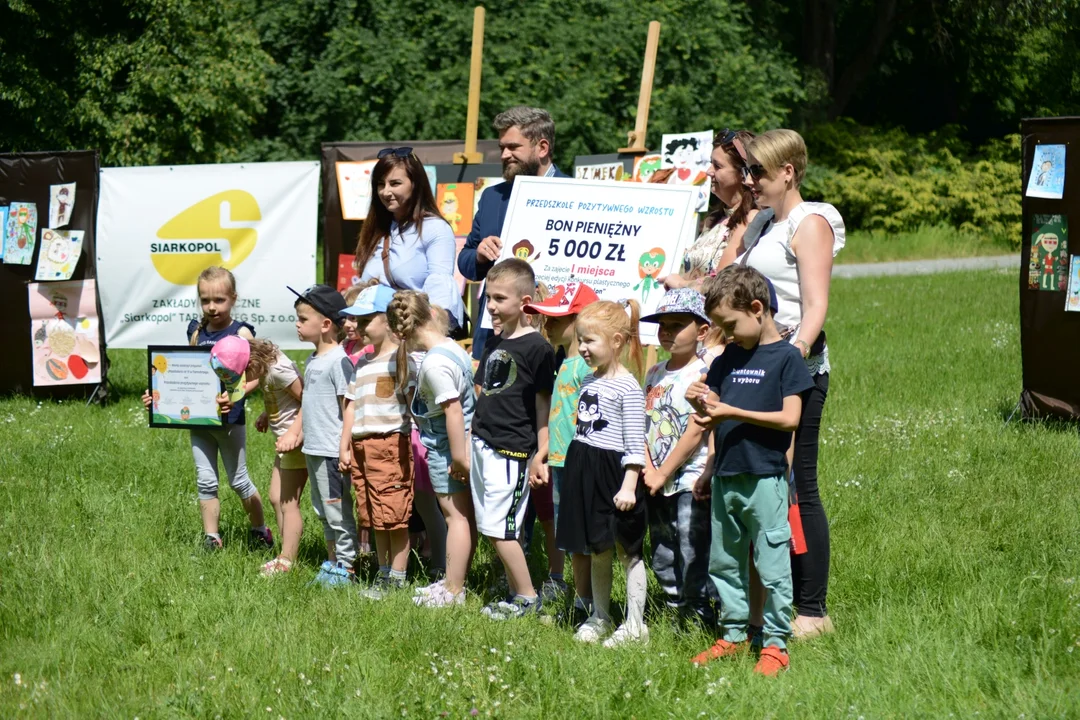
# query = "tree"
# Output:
<box><xmin>241</xmin><ymin>0</ymin><xmax>807</xmax><ymax>167</ymax></box>
<box><xmin>0</xmin><ymin>0</ymin><xmax>271</xmax><ymax>166</ymax></box>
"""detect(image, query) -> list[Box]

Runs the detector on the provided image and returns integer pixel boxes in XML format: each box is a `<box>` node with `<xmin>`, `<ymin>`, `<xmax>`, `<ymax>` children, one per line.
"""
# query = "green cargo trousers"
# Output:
<box><xmin>709</xmin><ymin>473</ymin><xmax>793</xmax><ymax>650</ymax></box>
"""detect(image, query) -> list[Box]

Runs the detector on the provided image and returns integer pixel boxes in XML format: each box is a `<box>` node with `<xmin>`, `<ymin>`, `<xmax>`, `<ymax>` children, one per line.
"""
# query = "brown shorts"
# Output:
<box><xmin>351</xmin><ymin>432</ymin><xmax>414</xmax><ymax>530</ymax></box>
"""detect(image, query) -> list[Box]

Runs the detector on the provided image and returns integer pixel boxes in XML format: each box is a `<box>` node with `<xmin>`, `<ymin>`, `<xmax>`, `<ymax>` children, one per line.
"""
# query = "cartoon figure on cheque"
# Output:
<box><xmin>633</xmin><ymin>247</ymin><xmax>666</xmax><ymax>303</ymax></box>
<box><xmin>512</xmin><ymin>239</ymin><xmax>539</xmax><ymax>263</ymax></box>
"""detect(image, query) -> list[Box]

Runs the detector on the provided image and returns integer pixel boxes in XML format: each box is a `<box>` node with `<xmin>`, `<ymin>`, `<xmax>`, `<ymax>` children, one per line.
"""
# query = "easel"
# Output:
<box><xmin>622</xmin><ymin>20</ymin><xmax>663</xmax><ymax>369</ymax></box>
<box><xmin>452</xmin><ymin>6</ymin><xmax>489</xmax><ymax>352</ymax></box>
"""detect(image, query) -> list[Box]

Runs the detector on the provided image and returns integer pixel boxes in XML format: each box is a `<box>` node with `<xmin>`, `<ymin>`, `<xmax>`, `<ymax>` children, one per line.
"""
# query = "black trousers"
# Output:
<box><xmin>791</xmin><ymin>371</ymin><xmax>830</xmax><ymax>617</ymax></box>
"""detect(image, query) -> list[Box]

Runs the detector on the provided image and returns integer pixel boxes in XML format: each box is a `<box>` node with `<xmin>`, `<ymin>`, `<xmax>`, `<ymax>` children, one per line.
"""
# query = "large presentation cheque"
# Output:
<box><xmin>485</xmin><ymin>176</ymin><xmax>698</xmax><ymax>344</ymax></box>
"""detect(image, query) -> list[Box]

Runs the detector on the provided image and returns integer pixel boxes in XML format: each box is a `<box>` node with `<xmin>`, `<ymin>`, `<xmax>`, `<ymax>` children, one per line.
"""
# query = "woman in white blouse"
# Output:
<box><xmin>733</xmin><ymin>129</ymin><xmax>845</xmax><ymax>639</ymax></box>
<box><xmin>354</xmin><ymin>148</ymin><xmax>465</xmax><ymax>331</ymax></box>
<box><xmin>660</xmin><ymin>130</ymin><xmax>758</xmax><ymax>291</ymax></box>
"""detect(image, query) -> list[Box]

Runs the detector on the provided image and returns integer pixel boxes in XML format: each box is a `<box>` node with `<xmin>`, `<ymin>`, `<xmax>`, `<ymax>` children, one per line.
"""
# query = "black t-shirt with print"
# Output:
<box><xmin>473</xmin><ymin>330</ymin><xmax>556</xmax><ymax>455</ymax></box>
<box><xmin>705</xmin><ymin>340</ymin><xmax>814</xmax><ymax>478</ymax></box>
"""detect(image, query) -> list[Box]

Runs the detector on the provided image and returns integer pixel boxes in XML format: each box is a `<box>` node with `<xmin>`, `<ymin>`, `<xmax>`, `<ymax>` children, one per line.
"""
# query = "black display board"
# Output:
<box><xmin>0</xmin><ymin>150</ymin><xmax>106</xmax><ymax>401</ymax></box>
<box><xmin>320</xmin><ymin>140</ymin><xmax>503</xmax><ymax>290</ymax></box>
<box><xmin>1019</xmin><ymin>117</ymin><xmax>1080</xmax><ymax>418</ymax></box>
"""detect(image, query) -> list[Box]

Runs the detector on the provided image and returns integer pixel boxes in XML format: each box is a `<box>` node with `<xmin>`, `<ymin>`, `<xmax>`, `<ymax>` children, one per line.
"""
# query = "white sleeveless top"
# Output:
<box><xmin>736</xmin><ymin>202</ymin><xmax>845</xmax><ymax>374</ymax></box>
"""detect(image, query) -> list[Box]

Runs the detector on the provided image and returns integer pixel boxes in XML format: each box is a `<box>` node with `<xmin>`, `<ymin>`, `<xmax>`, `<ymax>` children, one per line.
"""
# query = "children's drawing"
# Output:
<box><xmin>660</xmin><ymin>131</ymin><xmax>713</xmax><ymax>210</ymax></box>
<box><xmin>1026</xmin><ymin>144</ymin><xmax>1066</xmax><ymax>199</ymax></box>
<box><xmin>337</xmin><ymin>253</ymin><xmax>360</xmax><ymax>292</ymax></box>
<box><xmin>1029</xmin><ymin>214</ymin><xmax>1069</xmax><ymax>291</ymax></box>
<box><xmin>336</xmin><ymin>161</ymin><xmax>377</xmax><ymax>220</ymax></box>
<box><xmin>0</xmin><ymin>206</ymin><xmax>7</xmax><ymax>262</ymax></box>
<box><xmin>632</xmin><ymin>154</ymin><xmax>662</xmax><ymax>182</ymax></box>
<box><xmin>574</xmin><ymin>163</ymin><xmax>624</xmax><ymax>181</ymax></box>
<box><xmin>4</xmin><ymin>202</ymin><xmax>38</xmax><ymax>265</ymax></box>
<box><xmin>34</xmin><ymin>228</ymin><xmax>84</xmax><ymax>281</ymax></box>
<box><xmin>27</xmin><ymin>280</ymin><xmax>102</xmax><ymax>387</ymax></box>
<box><xmin>633</xmin><ymin>247</ymin><xmax>667</xmax><ymax>304</ymax></box>
<box><xmin>474</xmin><ymin>177</ymin><xmax>504</xmax><ymax>213</ymax></box>
<box><xmin>49</xmin><ymin>182</ymin><xmax>76</xmax><ymax>227</ymax></box>
<box><xmin>1067</xmin><ymin>256</ymin><xmax>1080</xmax><ymax>312</ymax></box>
<box><xmin>436</xmin><ymin>183</ymin><xmax>475</xmax><ymax>235</ymax></box>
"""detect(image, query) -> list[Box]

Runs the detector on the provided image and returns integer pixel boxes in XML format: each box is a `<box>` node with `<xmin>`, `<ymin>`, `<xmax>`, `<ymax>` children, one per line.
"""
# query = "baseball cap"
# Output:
<box><xmin>640</xmin><ymin>288</ymin><xmax>710</xmax><ymax>324</ymax></box>
<box><xmin>341</xmin><ymin>284</ymin><xmax>395</xmax><ymax>317</ymax></box>
<box><xmin>523</xmin><ymin>282</ymin><xmax>600</xmax><ymax>317</ymax></box>
<box><xmin>288</xmin><ymin>284</ymin><xmax>347</xmax><ymax>325</ymax></box>
<box><xmin>765</xmin><ymin>278</ymin><xmax>779</xmax><ymax>315</ymax></box>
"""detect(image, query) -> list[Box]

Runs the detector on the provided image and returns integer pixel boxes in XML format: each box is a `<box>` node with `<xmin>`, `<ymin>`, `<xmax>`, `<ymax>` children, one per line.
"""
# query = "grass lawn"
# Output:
<box><xmin>3</xmin><ymin>268</ymin><xmax>1079</xmax><ymax>718</ymax></box>
<box><xmin>836</xmin><ymin>225</ymin><xmax>1015</xmax><ymax>264</ymax></box>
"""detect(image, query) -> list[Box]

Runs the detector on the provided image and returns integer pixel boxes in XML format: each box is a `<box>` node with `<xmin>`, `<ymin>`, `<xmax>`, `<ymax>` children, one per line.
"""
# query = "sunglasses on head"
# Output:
<box><xmin>377</xmin><ymin>146</ymin><xmax>414</xmax><ymax>159</ymax></box>
<box><xmin>715</xmin><ymin>128</ymin><xmax>749</xmax><ymax>162</ymax></box>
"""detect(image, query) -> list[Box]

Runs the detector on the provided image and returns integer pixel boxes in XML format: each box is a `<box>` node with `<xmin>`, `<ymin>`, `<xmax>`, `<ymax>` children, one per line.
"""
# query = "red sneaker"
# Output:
<box><xmin>753</xmin><ymin>646</ymin><xmax>790</xmax><ymax>676</ymax></box>
<box><xmin>691</xmin><ymin>638</ymin><xmax>747</xmax><ymax>666</ymax></box>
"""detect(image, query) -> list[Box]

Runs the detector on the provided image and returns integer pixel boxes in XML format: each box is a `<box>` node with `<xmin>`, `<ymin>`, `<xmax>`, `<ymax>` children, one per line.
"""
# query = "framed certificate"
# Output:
<box><xmin>147</xmin><ymin>346</ymin><xmax>224</xmax><ymax>428</ymax></box>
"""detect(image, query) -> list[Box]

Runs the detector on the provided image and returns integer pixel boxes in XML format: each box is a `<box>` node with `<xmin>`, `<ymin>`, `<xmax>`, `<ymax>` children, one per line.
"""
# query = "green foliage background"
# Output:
<box><xmin>2</xmin><ymin>0</ymin><xmax>1078</xmax><ymax>244</ymax></box>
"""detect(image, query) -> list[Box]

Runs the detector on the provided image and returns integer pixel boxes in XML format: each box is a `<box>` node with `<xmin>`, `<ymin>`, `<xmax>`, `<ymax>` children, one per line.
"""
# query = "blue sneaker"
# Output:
<box><xmin>320</xmin><ymin>560</ymin><xmax>355</xmax><ymax>589</ymax></box>
<box><xmin>308</xmin><ymin>560</ymin><xmax>336</xmax><ymax>587</ymax></box>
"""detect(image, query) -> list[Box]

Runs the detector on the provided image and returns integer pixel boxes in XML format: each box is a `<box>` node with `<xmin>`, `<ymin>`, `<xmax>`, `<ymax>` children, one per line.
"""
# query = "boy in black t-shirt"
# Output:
<box><xmin>472</xmin><ymin>259</ymin><xmax>556</xmax><ymax>620</ymax></box>
<box><xmin>686</xmin><ymin>265</ymin><xmax>813</xmax><ymax>676</ymax></box>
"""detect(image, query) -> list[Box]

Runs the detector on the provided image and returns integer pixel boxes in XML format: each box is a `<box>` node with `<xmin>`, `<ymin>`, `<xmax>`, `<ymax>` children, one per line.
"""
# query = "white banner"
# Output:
<box><xmin>485</xmin><ymin>176</ymin><xmax>698</xmax><ymax>344</ymax></box>
<box><xmin>97</xmin><ymin>162</ymin><xmax>319</xmax><ymax>349</ymax></box>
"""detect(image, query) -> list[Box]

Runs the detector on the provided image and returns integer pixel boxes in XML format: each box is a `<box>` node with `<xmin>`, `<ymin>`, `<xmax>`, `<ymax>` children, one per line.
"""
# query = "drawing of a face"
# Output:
<box><xmin>16</xmin><ymin>207</ymin><xmax>28</xmax><ymax>225</ymax></box>
<box><xmin>51</xmin><ymin>293</ymin><xmax>68</xmax><ymax>315</ymax></box>
<box><xmin>180</xmin><ymin>407</ymin><xmax>190</xmax><ymax>421</ymax></box>
<box><xmin>639</xmin><ymin>248</ymin><xmax>666</xmax><ymax>279</ymax></box>
<box><xmin>512</xmin><ymin>239</ymin><xmax>535</xmax><ymax>261</ymax></box>
<box><xmin>441</xmin><ymin>192</ymin><xmax>458</xmax><ymax>215</ymax></box>
<box><xmin>46</xmin><ymin>233</ymin><xmax>69</xmax><ymax>263</ymax></box>
<box><xmin>1040</xmin><ymin>233</ymin><xmax>1059</xmax><ymax>254</ymax></box>
<box><xmin>1041</xmin><ymin>160</ymin><xmax>1053</xmax><ymax>172</ymax></box>
<box><xmin>578</xmin><ymin>392</ymin><xmax>601</xmax><ymax>422</ymax></box>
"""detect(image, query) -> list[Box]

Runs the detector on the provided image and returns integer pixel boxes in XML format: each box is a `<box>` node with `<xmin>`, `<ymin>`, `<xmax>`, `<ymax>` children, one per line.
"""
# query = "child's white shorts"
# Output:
<box><xmin>470</xmin><ymin>437</ymin><xmax>532</xmax><ymax>540</ymax></box>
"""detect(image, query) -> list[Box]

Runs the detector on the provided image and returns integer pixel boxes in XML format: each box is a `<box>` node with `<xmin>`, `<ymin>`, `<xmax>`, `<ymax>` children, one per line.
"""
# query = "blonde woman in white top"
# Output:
<box><xmin>732</xmin><ymin>129</ymin><xmax>845</xmax><ymax>639</ymax></box>
<box><xmin>661</xmin><ymin>129</ymin><xmax>758</xmax><ymax>291</ymax></box>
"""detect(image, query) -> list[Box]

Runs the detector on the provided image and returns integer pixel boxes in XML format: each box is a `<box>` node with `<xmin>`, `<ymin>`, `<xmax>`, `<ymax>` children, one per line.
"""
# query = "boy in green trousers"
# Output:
<box><xmin>686</xmin><ymin>265</ymin><xmax>813</xmax><ymax>676</ymax></box>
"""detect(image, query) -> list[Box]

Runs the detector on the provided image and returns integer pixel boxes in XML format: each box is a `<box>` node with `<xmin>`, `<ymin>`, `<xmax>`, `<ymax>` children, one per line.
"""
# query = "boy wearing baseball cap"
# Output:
<box><xmin>289</xmin><ymin>284</ymin><xmax>359</xmax><ymax>587</ymax></box>
<box><xmin>639</xmin><ymin>288</ymin><xmax>716</xmax><ymax>629</ymax></box>
<box><xmin>523</xmin><ymin>281</ymin><xmax>599</xmax><ymax>618</ymax></box>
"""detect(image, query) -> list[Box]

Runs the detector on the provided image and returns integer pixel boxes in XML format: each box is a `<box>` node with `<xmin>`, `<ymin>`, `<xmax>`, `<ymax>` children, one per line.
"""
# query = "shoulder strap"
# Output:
<box><xmin>427</xmin><ymin>345</ymin><xmax>473</xmax><ymax>382</ymax></box>
<box><xmin>738</xmin><ymin>207</ymin><xmax>776</xmax><ymax>266</ymax></box>
<box><xmin>381</xmin><ymin>235</ymin><xmax>397</xmax><ymax>289</ymax></box>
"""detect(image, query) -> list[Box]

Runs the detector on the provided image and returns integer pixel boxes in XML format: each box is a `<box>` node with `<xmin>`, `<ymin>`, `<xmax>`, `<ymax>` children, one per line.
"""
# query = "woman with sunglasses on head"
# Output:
<box><xmin>354</xmin><ymin>148</ymin><xmax>466</xmax><ymax>332</ymax></box>
<box><xmin>659</xmin><ymin>129</ymin><xmax>758</xmax><ymax>292</ymax></box>
<box><xmin>728</xmin><ymin>128</ymin><xmax>845</xmax><ymax>640</ymax></box>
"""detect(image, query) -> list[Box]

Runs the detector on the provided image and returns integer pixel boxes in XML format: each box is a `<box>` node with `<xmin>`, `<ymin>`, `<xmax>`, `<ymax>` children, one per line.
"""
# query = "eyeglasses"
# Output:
<box><xmin>377</xmin><ymin>146</ymin><xmax>414</xmax><ymax>159</ymax></box>
<box><xmin>742</xmin><ymin>164</ymin><xmax>767</xmax><ymax>181</ymax></box>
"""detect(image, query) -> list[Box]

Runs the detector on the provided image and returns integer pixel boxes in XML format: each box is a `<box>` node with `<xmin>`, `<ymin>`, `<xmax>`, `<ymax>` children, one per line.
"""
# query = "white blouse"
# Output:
<box><xmin>737</xmin><ymin>202</ymin><xmax>845</xmax><ymax>374</ymax></box>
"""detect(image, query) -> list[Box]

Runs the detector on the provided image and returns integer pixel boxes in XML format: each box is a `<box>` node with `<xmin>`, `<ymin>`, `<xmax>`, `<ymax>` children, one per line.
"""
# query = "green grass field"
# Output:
<box><xmin>3</xmin><ymin>268</ymin><xmax>1079</xmax><ymax>718</ymax></box>
<box><xmin>836</xmin><ymin>225</ymin><xmax>1015</xmax><ymax>264</ymax></box>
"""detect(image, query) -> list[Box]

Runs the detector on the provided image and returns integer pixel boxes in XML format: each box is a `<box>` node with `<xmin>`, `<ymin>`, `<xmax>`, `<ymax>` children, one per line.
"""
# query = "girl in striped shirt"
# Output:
<box><xmin>555</xmin><ymin>299</ymin><xmax>649</xmax><ymax>647</ymax></box>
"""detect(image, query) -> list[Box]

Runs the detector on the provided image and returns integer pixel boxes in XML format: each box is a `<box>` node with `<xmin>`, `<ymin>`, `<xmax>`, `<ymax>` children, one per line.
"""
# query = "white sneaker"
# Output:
<box><xmin>603</xmin><ymin>622</ymin><xmax>650</xmax><ymax>648</ymax></box>
<box><xmin>414</xmin><ymin>583</ymin><xmax>465</xmax><ymax>608</ymax></box>
<box><xmin>414</xmin><ymin>578</ymin><xmax>446</xmax><ymax>597</ymax></box>
<box><xmin>574</xmin><ymin>616</ymin><xmax>612</xmax><ymax>643</ymax></box>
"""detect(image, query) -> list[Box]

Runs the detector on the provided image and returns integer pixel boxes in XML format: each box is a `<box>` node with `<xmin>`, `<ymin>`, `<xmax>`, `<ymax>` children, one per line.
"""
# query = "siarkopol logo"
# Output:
<box><xmin>151</xmin><ymin>190</ymin><xmax>260</xmax><ymax>285</ymax></box>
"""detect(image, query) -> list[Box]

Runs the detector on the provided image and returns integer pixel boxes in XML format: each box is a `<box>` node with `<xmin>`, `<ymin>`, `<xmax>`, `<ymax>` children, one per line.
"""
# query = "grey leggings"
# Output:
<box><xmin>190</xmin><ymin>425</ymin><xmax>257</xmax><ymax>501</ymax></box>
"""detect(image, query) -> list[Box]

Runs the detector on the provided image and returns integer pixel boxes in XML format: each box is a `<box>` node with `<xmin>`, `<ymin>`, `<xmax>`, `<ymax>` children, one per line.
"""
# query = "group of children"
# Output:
<box><xmin>147</xmin><ymin>256</ymin><xmax>814</xmax><ymax>676</ymax></box>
